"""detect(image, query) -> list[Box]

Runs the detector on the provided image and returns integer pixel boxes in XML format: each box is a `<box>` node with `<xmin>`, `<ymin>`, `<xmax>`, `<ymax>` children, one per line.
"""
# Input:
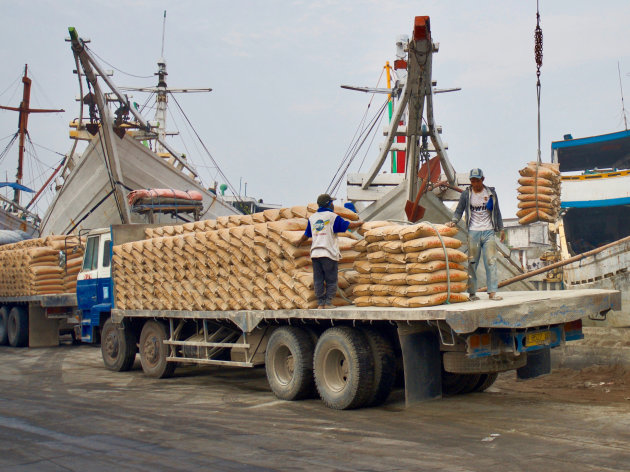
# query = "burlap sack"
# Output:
<box><xmin>263</xmin><ymin>208</ymin><xmax>282</xmax><ymax>221</ymax></box>
<box><xmin>380</xmin><ymin>241</ymin><xmax>404</xmax><ymax>254</ymax></box>
<box><xmin>399</xmin><ymin>223</ymin><xmax>458</xmax><ymax>241</ymax></box>
<box><xmin>405</xmin><ymin>248</ymin><xmax>468</xmax><ymax>263</ymax></box>
<box><xmin>517</xmin><ymin>185</ymin><xmax>557</xmax><ymax>196</ymax></box>
<box><xmin>358</xmin><ymin>221</ymin><xmax>396</xmax><ymax>236</ymax></box>
<box><xmin>364</xmin><ymin>225</ymin><xmax>402</xmax><ymax>243</ymax></box>
<box><xmin>517</xmin><ymin>176</ymin><xmax>557</xmax><ymax>187</ymax></box>
<box><xmin>406</xmin><ymin>269</ymin><xmax>468</xmax><ymax>284</ymax></box>
<box><xmin>518</xmin><ymin>210</ymin><xmax>556</xmax><ymax>225</ymax></box>
<box><xmin>402</xmin><ymin>236</ymin><xmax>462</xmax><ymax>253</ymax></box>
<box><xmin>517</xmin><ymin>200</ymin><xmax>556</xmax><ymax>210</ymax></box>
<box><xmin>406</xmin><ymin>261</ymin><xmax>467</xmax><ymax>274</ymax></box>
<box><xmin>367</xmin><ymin>251</ymin><xmax>387</xmax><ymax>263</ymax></box>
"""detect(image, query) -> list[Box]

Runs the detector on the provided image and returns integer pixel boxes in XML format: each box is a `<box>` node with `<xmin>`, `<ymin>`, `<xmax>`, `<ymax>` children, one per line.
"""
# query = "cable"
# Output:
<box><xmin>85</xmin><ymin>45</ymin><xmax>154</xmax><ymax>79</ymax></box>
<box><xmin>170</xmin><ymin>93</ymin><xmax>243</xmax><ymax>202</ymax></box>
<box><xmin>0</xmin><ymin>70</ymin><xmax>21</xmax><ymax>98</ymax></box>
<box><xmin>327</xmin><ymin>69</ymin><xmax>387</xmax><ymax>193</ymax></box>
<box><xmin>0</xmin><ymin>133</ymin><xmax>18</xmax><ymax>164</ymax></box>
<box><xmin>327</xmin><ymin>98</ymin><xmax>389</xmax><ymax>196</ymax></box>
<box><xmin>29</xmin><ymin>140</ymin><xmax>66</xmax><ymax>157</ymax></box>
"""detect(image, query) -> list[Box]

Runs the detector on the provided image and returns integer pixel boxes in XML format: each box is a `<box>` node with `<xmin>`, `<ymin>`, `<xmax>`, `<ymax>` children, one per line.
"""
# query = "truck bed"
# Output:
<box><xmin>112</xmin><ymin>289</ymin><xmax>620</xmax><ymax>334</ymax></box>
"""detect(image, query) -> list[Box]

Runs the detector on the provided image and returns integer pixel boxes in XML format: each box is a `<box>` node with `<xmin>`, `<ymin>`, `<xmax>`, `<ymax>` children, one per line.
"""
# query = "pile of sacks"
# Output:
<box><xmin>113</xmin><ymin>205</ymin><xmax>362</xmax><ymax>311</ymax></box>
<box><xmin>0</xmin><ymin>235</ymin><xmax>84</xmax><ymax>296</ymax></box>
<box><xmin>517</xmin><ymin>161</ymin><xmax>561</xmax><ymax>225</ymax></box>
<box><xmin>352</xmin><ymin>222</ymin><xmax>469</xmax><ymax>307</ymax></box>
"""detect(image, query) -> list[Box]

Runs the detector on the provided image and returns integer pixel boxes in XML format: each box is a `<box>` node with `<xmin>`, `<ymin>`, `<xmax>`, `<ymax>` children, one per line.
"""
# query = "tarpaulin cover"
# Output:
<box><xmin>127</xmin><ymin>189</ymin><xmax>203</xmax><ymax>206</ymax></box>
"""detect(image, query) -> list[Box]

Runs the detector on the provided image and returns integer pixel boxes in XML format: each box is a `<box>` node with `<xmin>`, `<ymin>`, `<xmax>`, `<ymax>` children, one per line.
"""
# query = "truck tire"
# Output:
<box><xmin>360</xmin><ymin>327</ymin><xmax>396</xmax><ymax>406</ymax></box>
<box><xmin>0</xmin><ymin>306</ymin><xmax>9</xmax><ymax>345</ymax></box>
<box><xmin>442</xmin><ymin>371</ymin><xmax>481</xmax><ymax>396</ymax></box>
<box><xmin>471</xmin><ymin>372</ymin><xmax>498</xmax><ymax>393</ymax></box>
<box><xmin>101</xmin><ymin>318</ymin><xmax>137</xmax><ymax>372</ymax></box>
<box><xmin>139</xmin><ymin>321</ymin><xmax>175</xmax><ymax>378</ymax></box>
<box><xmin>7</xmin><ymin>306</ymin><xmax>28</xmax><ymax>347</ymax></box>
<box><xmin>313</xmin><ymin>326</ymin><xmax>374</xmax><ymax>410</ymax></box>
<box><xmin>265</xmin><ymin>326</ymin><xmax>315</xmax><ymax>401</ymax></box>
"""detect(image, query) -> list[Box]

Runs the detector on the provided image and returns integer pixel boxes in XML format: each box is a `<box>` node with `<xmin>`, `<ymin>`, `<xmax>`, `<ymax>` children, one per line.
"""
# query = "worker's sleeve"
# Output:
<box><xmin>494</xmin><ymin>194</ymin><xmax>504</xmax><ymax>231</ymax></box>
<box><xmin>332</xmin><ymin>215</ymin><xmax>350</xmax><ymax>234</ymax></box>
<box><xmin>450</xmin><ymin>190</ymin><xmax>467</xmax><ymax>223</ymax></box>
<box><xmin>304</xmin><ymin>220</ymin><xmax>312</xmax><ymax>238</ymax></box>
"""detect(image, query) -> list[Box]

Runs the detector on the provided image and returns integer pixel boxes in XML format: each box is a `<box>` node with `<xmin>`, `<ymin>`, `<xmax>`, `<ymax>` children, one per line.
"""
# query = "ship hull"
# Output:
<box><xmin>561</xmin><ymin>171</ymin><xmax>630</xmax><ymax>208</ymax></box>
<box><xmin>39</xmin><ymin>133</ymin><xmax>236</xmax><ymax>235</ymax></box>
<box><xmin>563</xmin><ymin>239</ymin><xmax>630</xmax><ymax>327</ymax></box>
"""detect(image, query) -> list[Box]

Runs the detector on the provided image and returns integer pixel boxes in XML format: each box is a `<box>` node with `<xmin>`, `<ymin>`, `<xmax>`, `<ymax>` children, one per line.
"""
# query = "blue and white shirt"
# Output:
<box><xmin>304</xmin><ymin>207</ymin><xmax>350</xmax><ymax>260</ymax></box>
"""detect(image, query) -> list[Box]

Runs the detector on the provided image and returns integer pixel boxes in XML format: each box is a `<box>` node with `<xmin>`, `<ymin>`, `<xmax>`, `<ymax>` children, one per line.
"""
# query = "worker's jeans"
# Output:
<box><xmin>312</xmin><ymin>257</ymin><xmax>338</xmax><ymax>305</ymax></box>
<box><xmin>467</xmin><ymin>229</ymin><xmax>498</xmax><ymax>294</ymax></box>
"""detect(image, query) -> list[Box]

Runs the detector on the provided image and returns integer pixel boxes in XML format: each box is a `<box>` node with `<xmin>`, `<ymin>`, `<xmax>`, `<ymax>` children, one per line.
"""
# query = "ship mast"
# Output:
<box><xmin>0</xmin><ymin>65</ymin><xmax>64</xmax><ymax>206</ymax></box>
<box><xmin>155</xmin><ymin>10</ymin><xmax>168</xmax><ymax>156</ymax></box>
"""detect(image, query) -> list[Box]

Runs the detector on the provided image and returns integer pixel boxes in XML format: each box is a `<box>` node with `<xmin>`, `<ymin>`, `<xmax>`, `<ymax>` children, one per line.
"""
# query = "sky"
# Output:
<box><xmin>1</xmin><ymin>0</ymin><xmax>629</xmax><ymax>219</ymax></box>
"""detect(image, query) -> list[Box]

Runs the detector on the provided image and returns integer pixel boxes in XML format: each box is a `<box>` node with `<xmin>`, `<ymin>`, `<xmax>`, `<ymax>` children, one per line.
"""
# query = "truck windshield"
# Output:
<box><xmin>82</xmin><ymin>236</ymin><xmax>99</xmax><ymax>271</ymax></box>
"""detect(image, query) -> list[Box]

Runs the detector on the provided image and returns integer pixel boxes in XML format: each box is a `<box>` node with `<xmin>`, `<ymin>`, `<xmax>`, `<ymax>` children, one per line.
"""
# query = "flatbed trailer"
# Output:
<box><xmin>0</xmin><ymin>293</ymin><xmax>78</xmax><ymax>347</ymax></box>
<box><xmin>107</xmin><ymin>288</ymin><xmax>620</xmax><ymax>409</ymax></box>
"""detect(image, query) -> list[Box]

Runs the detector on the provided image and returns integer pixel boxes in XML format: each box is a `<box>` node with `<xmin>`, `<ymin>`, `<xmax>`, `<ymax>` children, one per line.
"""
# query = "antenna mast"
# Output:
<box><xmin>161</xmin><ymin>10</ymin><xmax>167</xmax><ymax>58</ymax></box>
<box><xmin>156</xmin><ymin>10</ymin><xmax>169</xmax><ymax>156</ymax></box>
<box><xmin>618</xmin><ymin>61</ymin><xmax>628</xmax><ymax>131</ymax></box>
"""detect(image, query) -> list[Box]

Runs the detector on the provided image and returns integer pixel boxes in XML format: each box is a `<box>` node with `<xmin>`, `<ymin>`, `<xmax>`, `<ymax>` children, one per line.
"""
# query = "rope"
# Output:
<box><xmin>425</xmin><ymin>222</ymin><xmax>451</xmax><ymax>304</ymax></box>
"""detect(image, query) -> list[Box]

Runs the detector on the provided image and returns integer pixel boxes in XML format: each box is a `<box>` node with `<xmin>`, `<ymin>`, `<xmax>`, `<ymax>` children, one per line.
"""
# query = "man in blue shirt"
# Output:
<box><xmin>298</xmin><ymin>194</ymin><xmax>363</xmax><ymax>309</ymax></box>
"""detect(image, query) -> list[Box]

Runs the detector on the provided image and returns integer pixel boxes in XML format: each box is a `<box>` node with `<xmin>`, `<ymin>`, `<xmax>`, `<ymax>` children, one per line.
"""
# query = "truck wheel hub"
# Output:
<box><xmin>104</xmin><ymin>333</ymin><xmax>119</xmax><ymax>358</ymax></box>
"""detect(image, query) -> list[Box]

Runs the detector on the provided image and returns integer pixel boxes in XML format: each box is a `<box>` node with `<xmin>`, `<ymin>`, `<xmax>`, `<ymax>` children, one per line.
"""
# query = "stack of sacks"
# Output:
<box><xmin>353</xmin><ymin>222</ymin><xmax>470</xmax><ymax>307</ymax></box>
<box><xmin>113</xmin><ymin>204</ymin><xmax>362</xmax><ymax>311</ymax></box>
<box><xmin>517</xmin><ymin>162</ymin><xmax>561</xmax><ymax>225</ymax></box>
<box><xmin>45</xmin><ymin>236</ymin><xmax>84</xmax><ymax>293</ymax></box>
<box><xmin>0</xmin><ymin>235</ymin><xmax>84</xmax><ymax>296</ymax></box>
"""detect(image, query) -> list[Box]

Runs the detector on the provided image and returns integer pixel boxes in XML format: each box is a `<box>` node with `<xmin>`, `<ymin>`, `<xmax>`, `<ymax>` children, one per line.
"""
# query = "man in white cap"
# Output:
<box><xmin>298</xmin><ymin>194</ymin><xmax>363</xmax><ymax>309</ymax></box>
<box><xmin>446</xmin><ymin>168</ymin><xmax>505</xmax><ymax>300</ymax></box>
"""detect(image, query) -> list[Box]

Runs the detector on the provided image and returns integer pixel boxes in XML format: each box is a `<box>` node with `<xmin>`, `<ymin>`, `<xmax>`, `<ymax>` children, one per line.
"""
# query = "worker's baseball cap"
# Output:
<box><xmin>469</xmin><ymin>168</ymin><xmax>484</xmax><ymax>179</ymax></box>
<box><xmin>317</xmin><ymin>193</ymin><xmax>336</xmax><ymax>207</ymax></box>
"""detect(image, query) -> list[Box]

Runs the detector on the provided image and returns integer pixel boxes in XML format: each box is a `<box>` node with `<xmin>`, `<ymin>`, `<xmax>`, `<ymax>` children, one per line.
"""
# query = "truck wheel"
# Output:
<box><xmin>7</xmin><ymin>306</ymin><xmax>28</xmax><ymax>348</ymax></box>
<box><xmin>442</xmin><ymin>371</ymin><xmax>481</xmax><ymax>396</ymax></box>
<box><xmin>139</xmin><ymin>321</ymin><xmax>175</xmax><ymax>378</ymax></box>
<box><xmin>0</xmin><ymin>306</ymin><xmax>9</xmax><ymax>345</ymax></box>
<box><xmin>101</xmin><ymin>318</ymin><xmax>137</xmax><ymax>372</ymax></box>
<box><xmin>360</xmin><ymin>327</ymin><xmax>396</xmax><ymax>406</ymax></box>
<box><xmin>313</xmin><ymin>327</ymin><xmax>374</xmax><ymax>410</ymax></box>
<box><xmin>471</xmin><ymin>372</ymin><xmax>498</xmax><ymax>393</ymax></box>
<box><xmin>265</xmin><ymin>326</ymin><xmax>315</xmax><ymax>401</ymax></box>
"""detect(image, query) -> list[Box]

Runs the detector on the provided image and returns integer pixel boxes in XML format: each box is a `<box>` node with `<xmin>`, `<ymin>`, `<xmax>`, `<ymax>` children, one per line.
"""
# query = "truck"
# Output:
<box><xmin>0</xmin><ymin>224</ymin><xmax>621</xmax><ymax>408</ymax></box>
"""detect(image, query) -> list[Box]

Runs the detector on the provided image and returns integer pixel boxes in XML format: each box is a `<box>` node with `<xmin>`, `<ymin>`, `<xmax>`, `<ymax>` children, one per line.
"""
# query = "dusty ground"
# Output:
<box><xmin>0</xmin><ymin>344</ymin><xmax>629</xmax><ymax>471</ymax></box>
<box><xmin>494</xmin><ymin>365</ymin><xmax>630</xmax><ymax>404</ymax></box>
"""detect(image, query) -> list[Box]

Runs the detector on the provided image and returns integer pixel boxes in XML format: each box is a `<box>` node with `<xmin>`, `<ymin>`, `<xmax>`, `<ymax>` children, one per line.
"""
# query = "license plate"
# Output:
<box><xmin>526</xmin><ymin>331</ymin><xmax>551</xmax><ymax>346</ymax></box>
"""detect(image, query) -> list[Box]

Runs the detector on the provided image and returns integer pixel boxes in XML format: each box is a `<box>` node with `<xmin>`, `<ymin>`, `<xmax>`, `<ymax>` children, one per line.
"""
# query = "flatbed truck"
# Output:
<box><xmin>0</xmin><ymin>225</ymin><xmax>621</xmax><ymax>409</ymax></box>
<box><xmin>0</xmin><ymin>294</ymin><xmax>78</xmax><ymax>347</ymax></box>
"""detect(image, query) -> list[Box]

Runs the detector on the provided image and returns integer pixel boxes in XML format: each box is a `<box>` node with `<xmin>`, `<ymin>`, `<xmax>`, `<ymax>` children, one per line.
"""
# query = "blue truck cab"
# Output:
<box><xmin>76</xmin><ymin>228</ymin><xmax>113</xmax><ymax>343</ymax></box>
<box><xmin>76</xmin><ymin>224</ymin><xmax>156</xmax><ymax>343</ymax></box>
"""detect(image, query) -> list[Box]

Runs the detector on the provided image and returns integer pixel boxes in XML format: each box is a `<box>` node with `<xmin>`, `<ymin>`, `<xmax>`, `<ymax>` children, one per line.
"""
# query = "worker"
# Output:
<box><xmin>446</xmin><ymin>168</ymin><xmax>505</xmax><ymax>301</ymax></box>
<box><xmin>298</xmin><ymin>194</ymin><xmax>363</xmax><ymax>309</ymax></box>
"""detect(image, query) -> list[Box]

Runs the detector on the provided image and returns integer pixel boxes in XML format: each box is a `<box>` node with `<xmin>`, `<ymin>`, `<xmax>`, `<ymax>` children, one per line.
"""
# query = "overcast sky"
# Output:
<box><xmin>1</xmin><ymin>0</ymin><xmax>629</xmax><ymax>219</ymax></box>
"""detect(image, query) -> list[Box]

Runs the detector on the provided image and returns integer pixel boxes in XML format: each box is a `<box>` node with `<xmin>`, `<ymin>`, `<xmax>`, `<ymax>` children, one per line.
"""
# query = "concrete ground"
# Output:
<box><xmin>0</xmin><ymin>340</ymin><xmax>629</xmax><ymax>472</ymax></box>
